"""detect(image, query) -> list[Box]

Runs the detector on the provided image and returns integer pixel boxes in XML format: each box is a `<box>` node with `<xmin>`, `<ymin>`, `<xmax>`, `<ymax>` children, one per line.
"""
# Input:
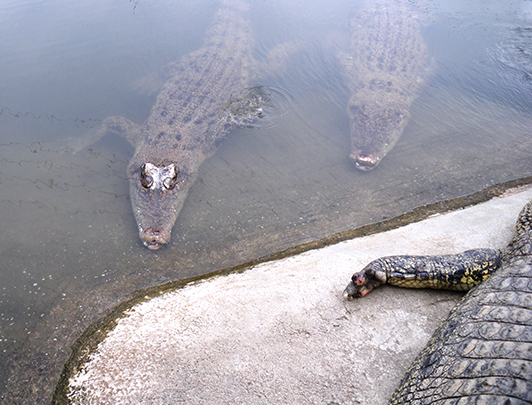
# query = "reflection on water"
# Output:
<box><xmin>1</xmin><ymin>0</ymin><xmax>531</xmax><ymax>403</ymax></box>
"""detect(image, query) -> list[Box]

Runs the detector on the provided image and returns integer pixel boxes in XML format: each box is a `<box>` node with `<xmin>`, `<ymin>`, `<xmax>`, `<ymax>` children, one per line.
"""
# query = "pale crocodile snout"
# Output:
<box><xmin>350</xmin><ymin>153</ymin><xmax>379</xmax><ymax>171</ymax></box>
<box><xmin>140</xmin><ymin>227</ymin><xmax>171</xmax><ymax>250</ymax></box>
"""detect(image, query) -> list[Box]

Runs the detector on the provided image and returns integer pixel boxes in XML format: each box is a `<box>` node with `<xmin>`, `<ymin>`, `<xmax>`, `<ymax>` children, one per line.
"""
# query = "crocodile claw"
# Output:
<box><xmin>343</xmin><ymin>268</ymin><xmax>386</xmax><ymax>300</ymax></box>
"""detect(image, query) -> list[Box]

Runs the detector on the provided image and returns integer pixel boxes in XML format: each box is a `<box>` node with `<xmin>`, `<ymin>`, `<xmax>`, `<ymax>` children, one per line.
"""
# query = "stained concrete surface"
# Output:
<box><xmin>65</xmin><ymin>186</ymin><xmax>532</xmax><ymax>404</ymax></box>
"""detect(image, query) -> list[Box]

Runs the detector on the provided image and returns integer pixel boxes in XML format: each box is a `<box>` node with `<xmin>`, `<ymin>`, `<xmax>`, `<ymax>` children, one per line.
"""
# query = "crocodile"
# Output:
<box><xmin>339</xmin><ymin>2</ymin><xmax>429</xmax><ymax>171</ymax></box>
<box><xmin>71</xmin><ymin>0</ymin><xmax>261</xmax><ymax>250</ymax></box>
<box><xmin>344</xmin><ymin>198</ymin><xmax>532</xmax><ymax>403</ymax></box>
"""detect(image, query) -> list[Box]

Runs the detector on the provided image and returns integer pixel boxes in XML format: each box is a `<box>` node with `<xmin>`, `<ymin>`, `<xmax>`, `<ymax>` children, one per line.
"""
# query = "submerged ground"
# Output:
<box><xmin>1</xmin><ymin>0</ymin><xmax>531</xmax><ymax>403</ymax></box>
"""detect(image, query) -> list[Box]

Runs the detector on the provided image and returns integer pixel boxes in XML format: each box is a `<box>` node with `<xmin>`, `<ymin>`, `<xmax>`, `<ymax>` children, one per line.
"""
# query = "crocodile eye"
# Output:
<box><xmin>163</xmin><ymin>166</ymin><xmax>180</xmax><ymax>190</ymax></box>
<box><xmin>141</xmin><ymin>175</ymin><xmax>153</xmax><ymax>189</ymax></box>
<box><xmin>163</xmin><ymin>176</ymin><xmax>178</xmax><ymax>190</ymax></box>
<box><xmin>140</xmin><ymin>165</ymin><xmax>154</xmax><ymax>189</ymax></box>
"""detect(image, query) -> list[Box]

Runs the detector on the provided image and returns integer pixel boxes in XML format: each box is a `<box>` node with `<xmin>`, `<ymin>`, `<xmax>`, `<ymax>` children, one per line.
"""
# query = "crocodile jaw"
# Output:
<box><xmin>139</xmin><ymin>227</ymin><xmax>172</xmax><ymax>250</ymax></box>
<box><xmin>129</xmin><ymin>160</ymin><xmax>192</xmax><ymax>250</ymax></box>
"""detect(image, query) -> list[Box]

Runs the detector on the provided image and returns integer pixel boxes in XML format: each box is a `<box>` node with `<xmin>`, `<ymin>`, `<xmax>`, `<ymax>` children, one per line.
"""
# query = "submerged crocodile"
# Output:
<box><xmin>72</xmin><ymin>0</ymin><xmax>261</xmax><ymax>250</ymax></box>
<box><xmin>344</xmin><ymin>198</ymin><xmax>532</xmax><ymax>403</ymax></box>
<box><xmin>340</xmin><ymin>2</ymin><xmax>429</xmax><ymax>171</ymax></box>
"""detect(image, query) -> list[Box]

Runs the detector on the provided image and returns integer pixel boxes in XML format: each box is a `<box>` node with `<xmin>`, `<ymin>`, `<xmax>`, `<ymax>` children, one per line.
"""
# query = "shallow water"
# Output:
<box><xmin>1</xmin><ymin>0</ymin><xmax>532</xmax><ymax>403</ymax></box>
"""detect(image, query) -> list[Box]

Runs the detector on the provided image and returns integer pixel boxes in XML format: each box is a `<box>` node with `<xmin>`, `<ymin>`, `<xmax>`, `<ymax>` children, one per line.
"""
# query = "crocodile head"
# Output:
<box><xmin>348</xmin><ymin>102</ymin><xmax>410</xmax><ymax>171</ymax></box>
<box><xmin>128</xmin><ymin>161</ymin><xmax>189</xmax><ymax>250</ymax></box>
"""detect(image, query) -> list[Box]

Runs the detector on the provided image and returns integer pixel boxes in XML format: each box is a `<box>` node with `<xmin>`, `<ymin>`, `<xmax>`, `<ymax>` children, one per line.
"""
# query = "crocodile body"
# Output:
<box><xmin>340</xmin><ymin>2</ymin><xmax>428</xmax><ymax>171</ymax></box>
<box><xmin>345</xmin><ymin>200</ymin><xmax>532</xmax><ymax>403</ymax></box>
<box><xmin>73</xmin><ymin>0</ymin><xmax>256</xmax><ymax>250</ymax></box>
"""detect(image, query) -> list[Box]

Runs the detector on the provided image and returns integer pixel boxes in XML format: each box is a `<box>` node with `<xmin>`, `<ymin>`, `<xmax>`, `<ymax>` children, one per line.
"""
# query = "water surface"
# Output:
<box><xmin>1</xmin><ymin>0</ymin><xmax>532</xmax><ymax>403</ymax></box>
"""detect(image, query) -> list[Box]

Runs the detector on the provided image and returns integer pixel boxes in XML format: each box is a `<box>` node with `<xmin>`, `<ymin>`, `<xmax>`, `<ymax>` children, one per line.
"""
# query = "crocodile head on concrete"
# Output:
<box><xmin>128</xmin><ymin>161</ymin><xmax>189</xmax><ymax>250</ymax></box>
<box><xmin>348</xmin><ymin>101</ymin><xmax>410</xmax><ymax>171</ymax></box>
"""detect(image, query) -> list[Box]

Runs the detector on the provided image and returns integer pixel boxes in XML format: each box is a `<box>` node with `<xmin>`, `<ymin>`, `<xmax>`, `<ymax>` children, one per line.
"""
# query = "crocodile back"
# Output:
<box><xmin>390</xmin><ymin>221</ymin><xmax>532</xmax><ymax>403</ymax></box>
<box><xmin>140</xmin><ymin>0</ymin><xmax>253</xmax><ymax>161</ymax></box>
<box><xmin>341</xmin><ymin>2</ymin><xmax>429</xmax><ymax>170</ymax></box>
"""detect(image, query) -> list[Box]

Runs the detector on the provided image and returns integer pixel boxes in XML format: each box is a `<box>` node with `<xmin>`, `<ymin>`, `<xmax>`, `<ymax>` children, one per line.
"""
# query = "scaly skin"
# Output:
<box><xmin>73</xmin><ymin>0</ymin><xmax>259</xmax><ymax>250</ymax></box>
<box><xmin>344</xmin><ymin>249</ymin><xmax>502</xmax><ymax>299</ymax></box>
<box><xmin>340</xmin><ymin>2</ymin><xmax>429</xmax><ymax>171</ymax></box>
<box><xmin>344</xmin><ymin>200</ymin><xmax>532</xmax><ymax>404</ymax></box>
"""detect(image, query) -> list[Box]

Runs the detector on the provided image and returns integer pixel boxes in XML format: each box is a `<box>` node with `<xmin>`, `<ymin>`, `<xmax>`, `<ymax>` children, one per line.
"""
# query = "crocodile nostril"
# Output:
<box><xmin>350</xmin><ymin>153</ymin><xmax>379</xmax><ymax>171</ymax></box>
<box><xmin>140</xmin><ymin>227</ymin><xmax>171</xmax><ymax>250</ymax></box>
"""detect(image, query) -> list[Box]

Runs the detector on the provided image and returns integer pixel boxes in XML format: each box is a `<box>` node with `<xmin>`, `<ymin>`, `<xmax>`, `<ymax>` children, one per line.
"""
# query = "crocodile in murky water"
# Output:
<box><xmin>71</xmin><ymin>0</ymin><xmax>263</xmax><ymax>250</ymax></box>
<box><xmin>340</xmin><ymin>2</ymin><xmax>429</xmax><ymax>171</ymax></box>
<box><xmin>345</xmin><ymin>198</ymin><xmax>532</xmax><ymax>403</ymax></box>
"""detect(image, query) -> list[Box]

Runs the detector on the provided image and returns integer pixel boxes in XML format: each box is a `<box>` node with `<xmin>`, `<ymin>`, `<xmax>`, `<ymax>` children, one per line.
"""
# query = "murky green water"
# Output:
<box><xmin>1</xmin><ymin>0</ymin><xmax>532</xmax><ymax>403</ymax></box>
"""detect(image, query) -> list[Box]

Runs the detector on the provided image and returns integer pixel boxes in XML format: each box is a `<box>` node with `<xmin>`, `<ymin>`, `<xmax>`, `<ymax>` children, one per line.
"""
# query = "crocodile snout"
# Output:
<box><xmin>140</xmin><ymin>227</ymin><xmax>171</xmax><ymax>250</ymax></box>
<box><xmin>350</xmin><ymin>152</ymin><xmax>379</xmax><ymax>171</ymax></box>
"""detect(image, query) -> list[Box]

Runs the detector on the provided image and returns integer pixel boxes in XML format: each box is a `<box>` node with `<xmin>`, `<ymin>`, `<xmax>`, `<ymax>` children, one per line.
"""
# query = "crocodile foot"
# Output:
<box><xmin>343</xmin><ymin>266</ymin><xmax>387</xmax><ymax>300</ymax></box>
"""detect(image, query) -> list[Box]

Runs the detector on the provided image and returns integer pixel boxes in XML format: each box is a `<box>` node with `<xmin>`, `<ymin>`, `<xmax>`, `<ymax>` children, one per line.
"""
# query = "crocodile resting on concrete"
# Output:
<box><xmin>71</xmin><ymin>0</ymin><xmax>261</xmax><ymax>250</ymax></box>
<box><xmin>340</xmin><ymin>2</ymin><xmax>429</xmax><ymax>171</ymax></box>
<box><xmin>344</xmin><ymin>198</ymin><xmax>532</xmax><ymax>403</ymax></box>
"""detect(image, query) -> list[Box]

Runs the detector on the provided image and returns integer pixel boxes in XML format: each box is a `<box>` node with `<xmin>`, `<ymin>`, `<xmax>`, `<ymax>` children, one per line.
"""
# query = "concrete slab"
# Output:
<box><xmin>65</xmin><ymin>186</ymin><xmax>532</xmax><ymax>405</ymax></box>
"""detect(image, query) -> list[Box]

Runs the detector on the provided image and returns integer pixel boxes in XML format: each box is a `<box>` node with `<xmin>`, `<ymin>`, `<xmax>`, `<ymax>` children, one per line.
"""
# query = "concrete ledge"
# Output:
<box><xmin>61</xmin><ymin>185</ymin><xmax>532</xmax><ymax>404</ymax></box>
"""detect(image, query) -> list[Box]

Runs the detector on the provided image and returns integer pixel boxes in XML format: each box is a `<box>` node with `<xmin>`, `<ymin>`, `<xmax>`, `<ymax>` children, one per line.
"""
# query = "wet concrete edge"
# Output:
<box><xmin>50</xmin><ymin>175</ymin><xmax>532</xmax><ymax>404</ymax></box>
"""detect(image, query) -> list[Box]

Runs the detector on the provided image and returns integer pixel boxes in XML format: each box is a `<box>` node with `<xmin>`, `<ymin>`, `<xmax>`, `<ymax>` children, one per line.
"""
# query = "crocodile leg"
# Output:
<box><xmin>389</xmin><ymin>257</ymin><xmax>532</xmax><ymax>404</ymax></box>
<box><xmin>69</xmin><ymin>116</ymin><xmax>143</xmax><ymax>153</ymax></box>
<box><xmin>350</xmin><ymin>199</ymin><xmax>532</xmax><ymax>404</ymax></box>
<box><xmin>344</xmin><ymin>248</ymin><xmax>502</xmax><ymax>300</ymax></box>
